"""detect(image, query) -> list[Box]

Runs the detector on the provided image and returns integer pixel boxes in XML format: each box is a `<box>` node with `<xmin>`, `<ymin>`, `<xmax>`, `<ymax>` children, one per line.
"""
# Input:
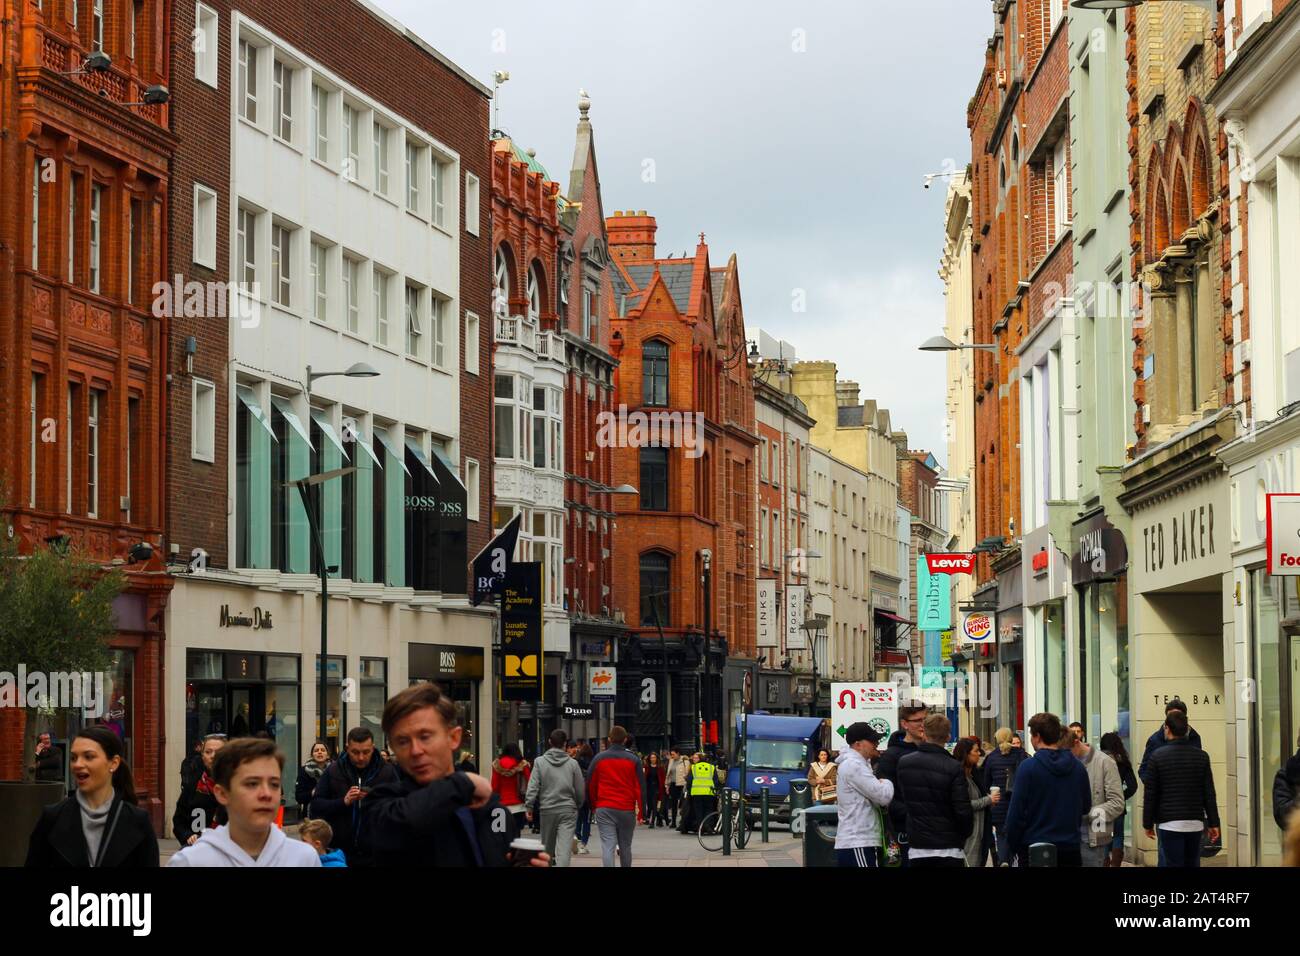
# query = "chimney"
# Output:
<box><xmin>836</xmin><ymin>381</ymin><xmax>860</xmax><ymax>407</ymax></box>
<box><xmin>606</xmin><ymin>210</ymin><xmax>657</xmax><ymax>262</ymax></box>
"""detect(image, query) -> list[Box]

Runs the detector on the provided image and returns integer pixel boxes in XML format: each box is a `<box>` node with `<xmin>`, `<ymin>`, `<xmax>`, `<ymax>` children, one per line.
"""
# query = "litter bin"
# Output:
<box><xmin>788</xmin><ymin>778</ymin><xmax>812</xmax><ymax>815</ymax></box>
<box><xmin>801</xmin><ymin>804</ymin><xmax>839</xmax><ymax>867</ymax></box>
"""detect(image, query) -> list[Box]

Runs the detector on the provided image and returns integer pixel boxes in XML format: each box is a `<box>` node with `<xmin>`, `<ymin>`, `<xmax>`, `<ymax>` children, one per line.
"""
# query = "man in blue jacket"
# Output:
<box><xmin>999</xmin><ymin>712</ymin><xmax>1091</xmax><ymax>867</ymax></box>
<box><xmin>1138</xmin><ymin>699</ymin><xmax>1202</xmax><ymax>782</ymax></box>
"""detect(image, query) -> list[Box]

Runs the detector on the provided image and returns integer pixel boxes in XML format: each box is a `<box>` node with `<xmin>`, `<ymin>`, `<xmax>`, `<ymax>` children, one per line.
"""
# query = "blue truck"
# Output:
<box><xmin>724</xmin><ymin>713</ymin><xmax>829</xmax><ymax>822</ymax></box>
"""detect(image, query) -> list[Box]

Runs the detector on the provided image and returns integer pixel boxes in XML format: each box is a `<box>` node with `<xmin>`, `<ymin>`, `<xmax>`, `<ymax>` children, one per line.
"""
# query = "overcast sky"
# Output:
<box><xmin>374</xmin><ymin>0</ymin><xmax>990</xmax><ymax>465</ymax></box>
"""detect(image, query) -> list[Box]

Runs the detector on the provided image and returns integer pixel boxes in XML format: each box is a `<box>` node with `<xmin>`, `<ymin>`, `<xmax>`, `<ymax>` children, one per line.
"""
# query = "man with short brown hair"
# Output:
<box><xmin>999</xmin><ymin>712</ymin><xmax>1092</xmax><ymax>866</ymax></box>
<box><xmin>895</xmin><ymin>714</ymin><xmax>972</xmax><ymax>867</ymax></box>
<box><xmin>876</xmin><ymin>703</ymin><xmax>928</xmax><ymax>866</ymax></box>
<box><xmin>366</xmin><ymin>683</ymin><xmax>548</xmax><ymax>867</ymax></box>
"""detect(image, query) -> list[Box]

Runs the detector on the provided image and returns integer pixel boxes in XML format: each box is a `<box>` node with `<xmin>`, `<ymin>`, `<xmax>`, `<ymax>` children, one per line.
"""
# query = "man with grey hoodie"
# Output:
<box><xmin>525</xmin><ymin>729</ymin><xmax>586</xmax><ymax>867</ymax></box>
<box><xmin>1068</xmin><ymin>726</ymin><xmax>1125</xmax><ymax>867</ymax></box>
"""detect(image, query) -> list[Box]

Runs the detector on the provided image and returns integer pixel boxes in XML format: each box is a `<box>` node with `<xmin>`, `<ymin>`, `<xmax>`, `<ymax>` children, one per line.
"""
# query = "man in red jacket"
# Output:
<box><xmin>586</xmin><ymin>726</ymin><xmax>645</xmax><ymax>867</ymax></box>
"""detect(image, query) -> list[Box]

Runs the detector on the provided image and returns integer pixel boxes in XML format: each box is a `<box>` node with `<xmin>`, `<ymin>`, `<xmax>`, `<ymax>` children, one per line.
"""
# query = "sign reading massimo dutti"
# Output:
<box><xmin>404</xmin><ymin>442</ymin><xmax>468</xmax><ymax>594</ymax></box>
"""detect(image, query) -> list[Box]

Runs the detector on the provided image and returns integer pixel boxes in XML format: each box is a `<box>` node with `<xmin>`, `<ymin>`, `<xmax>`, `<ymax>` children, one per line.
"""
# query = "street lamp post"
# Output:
<box><xmin>699</xmin><ymin>549</ymin><xmax>712</xmax><ymax>755</ymax></box>
<box><xmin>1070</xmin><ymin>0</ymin><xmax>1216</xmax><ymax>26</ymax></box>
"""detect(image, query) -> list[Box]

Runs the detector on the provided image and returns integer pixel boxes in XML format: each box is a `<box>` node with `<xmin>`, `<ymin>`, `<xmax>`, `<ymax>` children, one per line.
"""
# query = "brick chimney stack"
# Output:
<box><xmin>606</xmin><ymin>209</ymin><xmax>658</xmax><ymax>262</ymax></box>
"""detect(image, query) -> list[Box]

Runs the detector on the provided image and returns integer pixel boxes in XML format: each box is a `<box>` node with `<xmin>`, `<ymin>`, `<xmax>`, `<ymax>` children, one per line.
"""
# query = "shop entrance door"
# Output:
<box><xmin>228</xmin><ymin>685</ymin><xmax>266</xmax><ymax>738</ymax></box>
<box><xmin>1291</xmin><ymin>635</ymin><xmax>1300</xmax><ymax>761</ymax></box>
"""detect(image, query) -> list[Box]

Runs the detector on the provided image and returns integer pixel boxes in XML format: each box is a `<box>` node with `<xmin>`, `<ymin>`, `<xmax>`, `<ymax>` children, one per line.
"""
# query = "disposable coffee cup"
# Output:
<box><xmin>510</xmin><ymin>837</ymin><xmax>546</xmax><ymax>867</ymax></box>
<box><xmin>989</xmin><ymin>786</ymin><xmax>1000</xmax><ymax>796</ymax></box>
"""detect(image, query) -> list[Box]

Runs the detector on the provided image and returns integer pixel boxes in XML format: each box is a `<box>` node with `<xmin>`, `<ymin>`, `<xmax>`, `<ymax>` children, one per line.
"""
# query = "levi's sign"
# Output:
<box><xmin>1266</xmin><ymin>494</ymin><xmax>1300</xmax><ymax>576</ymax></box>
<box><xmin>925</xmin><ymin>553</ymin><xmax>975</xmax><ymax>575</ymax></box>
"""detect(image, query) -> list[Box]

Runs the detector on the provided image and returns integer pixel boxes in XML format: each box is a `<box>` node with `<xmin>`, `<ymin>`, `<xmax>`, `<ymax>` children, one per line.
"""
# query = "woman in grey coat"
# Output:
<box><xmin>953</xmin><ymin>739</ymin><xmax>998</xmax><ymax>867</ymax></box>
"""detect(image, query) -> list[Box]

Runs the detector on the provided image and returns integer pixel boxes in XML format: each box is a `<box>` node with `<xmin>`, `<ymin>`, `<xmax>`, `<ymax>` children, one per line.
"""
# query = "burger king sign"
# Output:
<box><xmin>961</xmin><ymin>611</ymin><xmax>994</xmax><ymax>644</ymax></box>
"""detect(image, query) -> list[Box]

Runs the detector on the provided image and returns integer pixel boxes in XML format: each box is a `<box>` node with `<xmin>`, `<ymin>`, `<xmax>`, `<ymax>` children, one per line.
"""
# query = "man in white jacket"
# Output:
<box><xmin>1068</xmin><ymin>726</ymin><xmax>1125</xmax><ymax>867</ymax></box>
<box><xmin>834</xmin><ymin>723</ymin><xmax>894</xmax><ymax>868</ymax></box>
<box><xmin>168</xmin><ymin>738</ymin><xmax>320</xmax><ymax>868</ymax></box>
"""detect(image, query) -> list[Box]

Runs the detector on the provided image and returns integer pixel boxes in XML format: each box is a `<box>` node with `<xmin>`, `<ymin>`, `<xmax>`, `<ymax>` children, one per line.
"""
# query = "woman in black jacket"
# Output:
<box><xmin>1100</xmin><ymin>732</ymin><xmax>1139</xmax><ymax>866</ymax></box>
<box><xmin>981</xmin><ymin>727</ymin><xmax>1027</xmax><ymax>862</ymax></box>
<box><xmin>295</xmin><ymin>739</ymin><xmax>332</xmax><ymax>819</ymax></box>
<box><xmin>26</xmin><ymin>726</ymin><xmax>158</xmax><ymax>868</ymax></box>
<box><xmin>171</xmin><ymin>734</ymin><xmax>227</xmax><ymax>846</ymax></box>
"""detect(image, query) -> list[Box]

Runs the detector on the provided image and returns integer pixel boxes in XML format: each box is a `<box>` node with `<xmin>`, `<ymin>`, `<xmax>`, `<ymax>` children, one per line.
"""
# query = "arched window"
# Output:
<box><xmin>639</xmin><ymin>447</ymin><xmax>669</xmax><ymax>512</ymax></box>
<box><xmin>527</xmin><ymin>262</ymin><xmax>543</xmax><ymax>322</ymax></box>
<box><xmin>1011</xmin><ymin>132</ymin><xmax>1019</xmax><ymax>163</ymax></box>
<box><xmin>643</xmin><ymin>339</ymin><xmax>669</xmax><ymax>406</ymax></box>
<box><xmin>494</xmin><ymin>248</ymin><xmax>511</xmax><ymax>319</ymax></box>
<box><xmin>639</xmin><ymin>551</ymin><xmax>671</xmax><ymax>626</ymax></box>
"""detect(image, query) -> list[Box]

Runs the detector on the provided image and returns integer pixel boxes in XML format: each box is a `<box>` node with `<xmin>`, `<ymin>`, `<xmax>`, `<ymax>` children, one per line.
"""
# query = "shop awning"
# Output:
<box><xmin>429</xmin><ymin>442</ymin><xmax>467</xmax><ymax>493</ymax></box>
<box><xmin>874</xmin><ymin>609</ymin><xmax>913</xmax><ymax>625</ymax></box>
<box><xmin>373</xmin><ymin>429</ymin><xmax>411</xmax><ymax>476</ymax></box>
<box><xmin>270</xmin><ymin>395</ymin><xmax>314</xmax><ymax>451</ymax></box>
<box><xmin>236</xmin><ymin>386</ymin><xmax>277</xmax><ymax>442</ymax></box>
<box><xmin>309</xmin><ymin>408</ymin><xmax>350</xmax><ymax>462</ymax></box>
<box><xmin>403</xmin><ymin>435</ymin><xmax>439</xmax><ymax>482</ymax></box>
<box><xmin>343</xmin><ymin>418</ymin><xmax>384</xmax><ymax>470</ymax></box>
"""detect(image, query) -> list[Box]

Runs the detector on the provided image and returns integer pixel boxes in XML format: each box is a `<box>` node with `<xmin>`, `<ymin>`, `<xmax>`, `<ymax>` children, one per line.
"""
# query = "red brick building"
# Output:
<box><xmin>557</xmin><ymin>93</ymin><xmax>622</xmax><ymax>743</ymax></box>
<box><xmin>0</xmin><ymin>0</ymin><xmax>174</xmax><ymax>820</ymax></box>
<box><xmin>606</xmin><ymin>212</ymin><xmax>756</xmax><ymax>752</ymax></box>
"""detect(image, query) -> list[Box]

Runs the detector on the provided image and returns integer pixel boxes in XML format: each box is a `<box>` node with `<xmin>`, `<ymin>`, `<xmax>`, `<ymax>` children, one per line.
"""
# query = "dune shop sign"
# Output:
<box><xmin>404</xmin><ymin>440</ymin><xmax>469</xmax><ymax>594</ymax></box>
<box><xmin>1267</xmin><ymin>494</ymin><xmax>1300</xmax><ymax>575</ymax></box>
<box><xmin>500</xmin><ymin>561</ymin><xmax>544</xmax><ymax>702</ymax></box>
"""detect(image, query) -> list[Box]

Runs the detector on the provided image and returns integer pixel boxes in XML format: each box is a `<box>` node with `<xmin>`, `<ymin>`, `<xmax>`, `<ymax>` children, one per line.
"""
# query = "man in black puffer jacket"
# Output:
<box><xmin>895</xmin><ymin>713</ymin><xmax>972</xmax><ymax>867</ymax></box>
<box><xmin>311</xmin><ymin>727</ymin><xmax>398</xmax><ymax>866</ymax></box>
<box><xmin>1143</xmin><ymin>712</ymin><xmax>1219</xmax><ymax>868</ymax></box>
<box><xmin>1271</xmin><ymin>735</ymin><xmax>1299</xmax><ymax>832</ymax></box>
<box><xmin>875</xmin><ymin>704</ymin><xmax>927</xmax><ymax>865</ymax></box>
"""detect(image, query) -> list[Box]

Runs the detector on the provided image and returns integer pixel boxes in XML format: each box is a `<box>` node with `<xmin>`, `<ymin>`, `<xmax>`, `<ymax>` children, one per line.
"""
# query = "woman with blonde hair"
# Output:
<box><xmin>980</xmin><ymin>727</ymin><xmax>1027</xmax><ymax>864</ymax></box>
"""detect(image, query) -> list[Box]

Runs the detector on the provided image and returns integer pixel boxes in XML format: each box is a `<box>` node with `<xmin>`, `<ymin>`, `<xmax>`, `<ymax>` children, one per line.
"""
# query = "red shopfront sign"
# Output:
<box><xmin>925</xmin><ymin>553</ymin><xmax>976</xmax><ymax>575</ymax></box>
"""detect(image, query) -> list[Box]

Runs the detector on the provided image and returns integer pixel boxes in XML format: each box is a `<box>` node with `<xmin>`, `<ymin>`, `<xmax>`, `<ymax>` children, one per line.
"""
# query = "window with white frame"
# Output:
<box><xmin>238</xmin><ymin>40</ymin><xmax>258</xmax><ymax>123</ymax></box>
<box><xmin>310</xmin><ymin>240</ymin><xmax>328</xmax><ymax>322</ymax></box>
<box><xmin>193</xmin><ymin>183</ymin><xmax>217</xmax><ymax>269</ymax></box>
<box><xmin>465</xmin><ymin>458</ymin><xmax>480</xmax><ymax>520</ymax></box>
<box><xmin>129</xmin><ymin>1</ymin><xmax>138</xmax><ymax>61</ymax></box>
<box><xmin>192</xmin><ymin>379</ymin><xmax>216</xmax><ymax>462</ymax></box>
<box><xmin>465</xmin><ymin>172</ymin><xmax>480</xmax><ymax>236</ymax></box>
<box><xmin>494</xmin><ymin>374</ymin><xmax>516</xmax><ymax>459</ymax></box>
<box><xmin>373</xmin><ymin>265</ymin><xmax>390</xmax><ymax>345</ymax></box>
<box><xmin>88</xmin><ymin>184</ymin><xmax>102</xmax><ymax>294</ymax></box>
<box><xmin>195</xmin><ymin>4</ymin><xmax>218</xmax><ymax>86</ymax></box>
<box><xmin>311</xmin><ymin>84</ymin><xmax>329</xmax><ymax>162</ymax></box>
<box><xmin>343</xmin><ymin>104</ymin><xmax>361</xmax><ymax>180</ymax></box>
<box><xmin>29</xmin><ymin>374</ymin><xmax>40</xmax><ymax>508</ymax></box>
<box><xmin>237</xmin><ymin>205</ymin><xmax>257</xmax><ymax>287</ymax></box>
<box><xmin>342</xmin><ymin>254</ymin><xmax>361</xmax><ymax>333</ymax></box>
<box><xmin>270</xmin><ymin>222</ymin><xmax>292</xmax><ymax>307</ymax></box>
<box><xmin>432</xmin><ymin>157</ymin><xmax>448</xmax><ymax>228</ymax></box>
<box><xmin>31</xmin><ymin>157</ymin><xmax>40</xmax><ymax>271</ymax></box>
<box><xmin>92</xmin><ymin>0</ymin><xmax>103</xmax><ymax>52</ymax></box>
<box><xmin>464</xmin><ymin>312</ymin><xmax>480</xmax><ymax>374</ymax></box>
<box><xmin>405</xmin><ymin>283</ymin><xmax>423</xmax><ymax>358</ymax></box>
<box><xmin>1049</xmin><ymin>136</ymin><xmax>1068</xmax><ymax>245</ymax></box>
<box><xmin>272</xmin><ymin>59</ymin><xmax>294</xmax><ymax>142</ymax></box>
<box><xmin>405</xmin><ymin>140</ymin><xmax>424</xmax><ymax>214</ymax></box>
<box><xmin>373</xmin><ymin>120</ymin><xmax>390</xmax><ymax>196</ymax></box>
<box><xmin>1049</xmin><ymin>0</ymin><xmax>1064</xmax><ymax>34</ymax></box>
<box><xmin>68</xmin><ymin>172</ymin><xmax>78</xmax><ymax>284</ymax></box>
<box><xmin>431</xmin><ymin>296</ymin><xmax>446</xmax><ymax>368</ymax></box>
<box><xmin>87</xmin><ymin>389</ymin><xmax>102</xmax><ymax>518</ymax></box>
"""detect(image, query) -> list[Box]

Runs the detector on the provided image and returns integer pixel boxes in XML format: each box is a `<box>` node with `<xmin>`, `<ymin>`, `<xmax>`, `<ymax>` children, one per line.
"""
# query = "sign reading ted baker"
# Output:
<box><xmin>1135</xmin><ymin>477</ymin><xmax>1227</xmax><ymax>591</ymax></box>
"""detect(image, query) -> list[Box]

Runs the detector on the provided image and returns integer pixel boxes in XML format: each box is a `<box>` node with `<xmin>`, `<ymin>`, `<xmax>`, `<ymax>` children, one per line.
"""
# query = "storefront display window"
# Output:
<box><xmin>315</xmin><ymin>655</ymin><xmax>347</xmax><ymax>755</ymax></box>
<box><xmin>1042</xmin><ymin>602</ymin><xmax>1066</xmax><ymax>716</ymax></box>
<box><xmin>360</xmin><ymin>658</ymin><xmax>388</xmax><ymax>748</ymax></box>
<box><xmin>1251</xmin><ymin>569</ymin><xmax>1283</xmax><ymax>867</ymax></box>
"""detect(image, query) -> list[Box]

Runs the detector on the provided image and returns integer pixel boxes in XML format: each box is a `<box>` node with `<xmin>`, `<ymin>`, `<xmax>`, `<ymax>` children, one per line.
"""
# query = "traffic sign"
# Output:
<box><xmin>830</xmin><ymin>682</ymin><xmax>897</xmax><ymax>752</ymax></box>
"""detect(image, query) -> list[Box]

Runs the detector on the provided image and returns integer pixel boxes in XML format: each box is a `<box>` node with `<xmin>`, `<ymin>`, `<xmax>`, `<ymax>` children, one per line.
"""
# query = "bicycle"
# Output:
<box><xmin>697</xmin><ymin>789</ymin><xmax>755</xmax><ymax>852</ymax></box>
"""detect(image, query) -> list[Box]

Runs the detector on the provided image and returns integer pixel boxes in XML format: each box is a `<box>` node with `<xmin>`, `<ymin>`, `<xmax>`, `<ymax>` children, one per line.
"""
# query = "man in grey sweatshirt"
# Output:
<box><xmin>526</xmin><ymin>729</ymin><xmax>586</xmax><ymax>867</ymax></box>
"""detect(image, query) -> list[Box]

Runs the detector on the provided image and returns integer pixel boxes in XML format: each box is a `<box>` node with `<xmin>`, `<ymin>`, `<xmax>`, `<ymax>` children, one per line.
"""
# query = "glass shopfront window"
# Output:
<box><xmin>1041</xmin><ymin>601</ymin><xmax>1066</xmax><ymax>717</ymax></box>
<box><xmin>315</xmin><ymin>655</ymin><xmax>347</xmax><ymax>755</ymax></box>
<box><xmin>360</xmin><ymin>658</ymin><xmax>388</xmax><ymax>748</ymax></box>
<box><xmin>1251</xmin><ymin>569</ymin><xmax>1284</xmax><ymax>867</ymax></box>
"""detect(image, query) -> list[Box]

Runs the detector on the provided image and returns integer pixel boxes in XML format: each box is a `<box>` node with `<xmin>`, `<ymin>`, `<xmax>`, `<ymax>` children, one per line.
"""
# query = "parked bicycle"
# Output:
<box><xmin>698</xmin><ymin>789</ymin><xmax>755</xmax><ymax>852</ymax></box>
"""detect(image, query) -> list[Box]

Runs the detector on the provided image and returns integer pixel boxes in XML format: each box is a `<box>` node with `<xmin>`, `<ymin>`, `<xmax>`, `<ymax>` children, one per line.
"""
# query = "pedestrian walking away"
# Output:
<box><xmin>1143</xmin><ymin>711</ymin><xmax>1220</xmax><ymax>869</ymax></box>
<box><xmin>525</xmin><ymin>729</ymin><xmax>585</xmax><ymax>866</ymax></box>
<box><xmin>586</xmin><ymin>725</ymin><xmax>644</xmax><ymax>867</ymax></box>
<box><xmin>366</xmin><ymin>684</ymin><xmax>549</xmax><ymax>867</ymax></box>
<box><xmin>998</xmin><ymin>713</ymin><xmax>1091</xmax><ymax>867</ymax></box>
<box><xmin>895</xmin><ymin>714</ymin><xmax>973</xmax><ymax>868</ymax></box>
<box><xmin>295</xmin><ymin>739</ymin><xmax>331</xmax><ymax>820</ymax></box>
<box><xmin>309</xmin><ymin>726</ymin><xmax>398</xmax><ymax>866</ymax></box>
<box><xmin>1068</xmin><ymin>727</ymin><xmax>1125</xmax><ymax>867</ymax></box>
<box><xmin>574</xmin><ymin>743</ymin><xmax>594</xmax><ymax>855</ymax></box>
<box><xmin>1138</xmin><ymin>699</ymin><xmax>1202</xmax><ymax>782</ymax></box>
<box><xmin>952</xmin><ymin>738</ymin><xmax>997</xmax><ymax>867</ymax></box>
<box><xmin>808</xmin><ymin>748</ymin><xmax>838</xmax><ymax>804</ymax></box>
<box><xmin>491</xmin><ymin>743</ymin><xmax>532</xmax><ymax>830</ymax></box>
<box><xmin>833</xmin><ymin>723</ymin><xmax>893</xmax><ymax>867</ymax></box>
<box><xmin>875</xmin><ymin>703</ymin><xmax>926</xmax><ymax>865</ymax></box>
<box><xmin>167</xmin><ymin>738</ymin><xmax>320</xmax><ymax>867</ymax></box>
<box><xmin>1099</xmin><ymin>732</ymin><xmax>1139</xmax><ymax>867</ymax></box>
<box><xmin>172</xmin><ymin>733</ymin><xmax>228</xmax><ymax>847</ymax></box>
<box><xmin>26</xmin><ymin>727</ymin><xmax>159</xmax><ymax>868</ymax></box>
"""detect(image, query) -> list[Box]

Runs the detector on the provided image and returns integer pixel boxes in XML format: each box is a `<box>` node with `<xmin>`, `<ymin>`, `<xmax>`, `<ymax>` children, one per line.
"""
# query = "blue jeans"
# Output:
<box><xmin>1157</xmin><ymin>829</ymin><xmax>1201</xmax><ymax>868</ymax></box>
<box><xmin>837</xmin><ymin>847</ymin><xmax>882</xmax><ymax>868</ymax></box>
<box><xmin>575</xmin><ymin>806</ymin><xmax>591</xmax><ymax>844</ymax></box>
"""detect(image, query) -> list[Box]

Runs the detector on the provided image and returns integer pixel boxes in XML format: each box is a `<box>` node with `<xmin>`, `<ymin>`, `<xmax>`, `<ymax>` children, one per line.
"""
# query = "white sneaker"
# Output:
<box><xmin>571</xmin><ymin>837</ymin><xmax>579</xmax><ymax>854</ymax></box>
<box><xmin>577</xmin><ymin>843</ymin><xmax>590</xmax><ymax>855</ymax></box>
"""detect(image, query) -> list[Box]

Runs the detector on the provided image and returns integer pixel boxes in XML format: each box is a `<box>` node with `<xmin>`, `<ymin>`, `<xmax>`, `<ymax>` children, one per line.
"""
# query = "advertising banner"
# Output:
<box><xmin>756</xmin><ymin>579</ymin><xmax>778</xmax><ymax>647</ymax></box>
<box><xmin>589</xmin><ymin>665</ymin><xmax>616</xmax><ymax>702</ymax></box>
<box><xmin>785</xmin><ymin>584</ymin><xmax>808</xmax><ymax>650</ymax></box>
<box><xmin>830</xmin><ymin>682</ymin><xmax>897</xmax><ymax>752</ymax></box>
<box><xmin>916</xmin><ymin>556</ymin><xmax>952</xmax><ymax>631</ymax></box>
<box><xmin>500</xmin><ymin>562</ymin><xmax>543</xmax><ymax>701</ymax></box>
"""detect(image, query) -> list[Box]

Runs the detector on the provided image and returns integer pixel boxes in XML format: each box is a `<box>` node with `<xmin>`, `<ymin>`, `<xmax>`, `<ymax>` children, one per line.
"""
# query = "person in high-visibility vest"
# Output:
<box><xmin>689</xmin><ymin>752</ymin><xmax>718</xmax><ymax>831</ymax></box>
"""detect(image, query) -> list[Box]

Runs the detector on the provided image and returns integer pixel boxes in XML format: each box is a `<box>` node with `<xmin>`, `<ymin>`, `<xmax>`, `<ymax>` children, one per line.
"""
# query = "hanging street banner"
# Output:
<box><xmin>500</xmin><ymin>561</ymin><xmax>543</xmax><ymax>701</ymax></box>
<box><xmin>785</xmin><ymin>584</ymin><xmax>808</xmax><ymax>650</ymax></box>
<box><xmin>589</xmin><ymin>665</ymin><xmax>617</xmax><ymax>702</ymax></box>
<box><xmin>756</xmin><ymin>579</ymin><xmax>778</xmax><ymax>647</ymax></box>
<box><xmin>916</xmin><ymin>556</ymin><xmax>952</xmax><ymax>631</ymax></box>
<box><xmin>471</xmin><ymin>513</ymin><xmax>522</xmax><ymax>606</ymax></box>
<box><xmin>830</xmin><ymin>682</ymin><xmax>898</xmax><ymax>752</ymax></box>
<box><xmin>925</xmin><ymin>553</ymin><xmax>976</xmax><ymax>575</ymax></box>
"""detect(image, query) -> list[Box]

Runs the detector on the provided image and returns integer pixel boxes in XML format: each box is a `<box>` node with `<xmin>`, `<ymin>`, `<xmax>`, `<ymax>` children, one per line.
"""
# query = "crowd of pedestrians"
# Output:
<box><xmin>20</xmin><ymin>684</ymin><xmax>1300</xmax><ymax>869</ymax></box>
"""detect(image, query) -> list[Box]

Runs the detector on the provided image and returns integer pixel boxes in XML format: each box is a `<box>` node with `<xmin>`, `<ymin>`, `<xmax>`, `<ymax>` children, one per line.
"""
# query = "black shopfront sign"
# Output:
<box><xmin>1071</xmin><ymin>512</ymin><xmax>1128</xmax><ymax>585</ymax></box>
<box><xmin>404</xmin><ymin>444</ymin><xmax>468</xmax><ymax>594</ymax></box>
<box><xmin>408</xmin><ymin>643</ymin><xmax>485</xmax><ymax>682</ymax></box>
<box><xmin>500</xmin><ymin>562</ymin><xmax>544</xmax><ymax>702</ymax></box>
<box><xmin>563</xmin><ymin>705</ymin><xmax>595</xmax><ymax>720</ymax></box>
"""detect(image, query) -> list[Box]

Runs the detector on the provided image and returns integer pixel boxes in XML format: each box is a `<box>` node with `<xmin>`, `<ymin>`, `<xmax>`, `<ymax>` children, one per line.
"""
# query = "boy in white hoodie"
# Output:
<box><xmin>833</xmin><ymin>723</ymin><xmax>894</xmax><ymax>868</ymax></box>
<box><xmin>167</xmin><ymin>738</ymin><xmax>320</xmax><ymax>868</ymax></box>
